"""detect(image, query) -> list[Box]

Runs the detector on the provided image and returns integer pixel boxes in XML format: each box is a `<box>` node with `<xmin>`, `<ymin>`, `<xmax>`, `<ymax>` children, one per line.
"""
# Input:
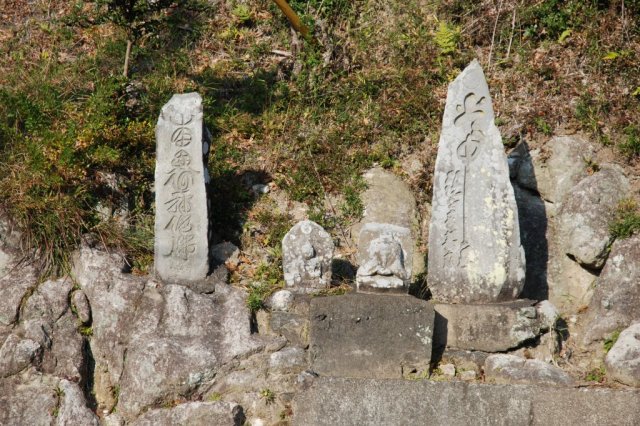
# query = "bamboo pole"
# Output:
<box><xmin>271</xmin><ymin>0</ymin><xmax>311</xmax><ymax>39</ymax></box>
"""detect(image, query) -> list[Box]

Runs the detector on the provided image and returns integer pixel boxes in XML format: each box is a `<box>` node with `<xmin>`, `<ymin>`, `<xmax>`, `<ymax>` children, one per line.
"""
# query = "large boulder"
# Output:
<box><xmin>522</xmin><ymin>135</ymin><xmax>595</xmax><ymax>207</ymax></box>
<box><xmin>72</xmin><ymin>244</ymin><xmax>265</xmax><ymax>420</ymax></box>
<box><xmin>556</xmin><ymin>165</ymin><xmax>630</xmax><ymax>269</ymax></box>
<box><xmin>581</xmin><ymin>234</ymin><xmax>640</xmax><ymax>344</ymax></box>
<box><xmin>605</xmin><ymin>322</ymin><xmax>640</xmax><ymax>387</ymax></box>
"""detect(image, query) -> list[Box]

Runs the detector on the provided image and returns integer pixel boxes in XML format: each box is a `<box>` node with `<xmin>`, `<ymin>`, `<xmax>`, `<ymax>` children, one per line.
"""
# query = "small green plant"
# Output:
<box><xmin>434</xmin><ymin>21</ymin><xmax>461</xmax><ymax>56</ymax></box>
<box><xmin>232</xmin><ymin>4</ymin><xmax>253</xmax><ymax>25</ymax></box>
<box><xmin>260</xmin><ymin>388</ymin><xmax>276</xmax><ymax>405</ymax></box>
<box><xmin>609</xmin><ymin>199</ymin><xmax>640</xmax><ymax>239</ymax></box>
<box><xmin>584</xmin><ymin>366</ymin><xmax>606</xmax><ymax>383</ymax></box>
<box><xmin>78</xmin><ymin>326</ymin><xmax>93</xmax><ymax>337</ymax></box>
<box><xmin>534</xmin><ymin>117</ymin><xmax>553</xmax><ymax>136</ymax></box>
<box><xmin>604</xmin><ymin>330</ymin><xmax>621</xmax><ymax>353</ymax></box>
<box><xmin>208</xmin><ymin>392</ymin><xmax>222</xmax><ymax>402</ymax></box>
<box><xmin>619</xmin><ymin>125</ymin><xmax>640</xmax><ymax>159</ymax></box>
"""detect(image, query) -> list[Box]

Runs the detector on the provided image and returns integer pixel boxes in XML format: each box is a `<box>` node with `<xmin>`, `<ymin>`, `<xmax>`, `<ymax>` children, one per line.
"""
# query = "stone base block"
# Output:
<box><xmin>434</xmin><ymin>300</ymin><xmax>544</xmax><ymax>352</ymax></box>
<box><xmin>309</xmin><ymin>294</ymin><xmax>434</xmax><ymax>379</ymax></box>
<box><xmin>293</xmin><ymin>377</ymin><xmax>640</xmax><ymax>426</ymax></box>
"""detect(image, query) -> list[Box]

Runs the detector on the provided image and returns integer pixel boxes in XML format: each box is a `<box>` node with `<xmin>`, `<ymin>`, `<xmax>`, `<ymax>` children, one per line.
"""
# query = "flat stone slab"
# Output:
<box><xmin>434</xmin><ymin>301</ymin><xmax>545</xmax><ymax>352</ymax></box>
<box><xmin>293</xmin><ymin>377</ymin><xmax>640</xmax><ymax>426</ymax></box>
<box><xmin>428</xmin><ymin>60</ymin><xmax>525</xmax><ymax>303</ymax></box>
<box><xmin>309</xmin><ymin>294</ymin><xmax>434</xmax><ymax>379</ymax></box>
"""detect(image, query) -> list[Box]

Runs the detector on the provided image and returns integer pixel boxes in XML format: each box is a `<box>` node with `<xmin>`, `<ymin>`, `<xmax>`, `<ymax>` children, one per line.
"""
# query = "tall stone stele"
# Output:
<box><xmin>427</xmin><ymin>60</ymin><xmax>525</xmax><ymax>303</ymax></box>
<box><xmin>155</xmin><ymin>93</ymin><xmax>211</xmax><ymax>283</ymax></box>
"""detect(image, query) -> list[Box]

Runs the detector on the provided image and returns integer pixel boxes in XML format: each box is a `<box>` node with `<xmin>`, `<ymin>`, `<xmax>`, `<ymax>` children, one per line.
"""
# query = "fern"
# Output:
<box><xmin>435</xmin><ymin>22</ymin><xmax>461</xmax><ymax>55</ymax></box>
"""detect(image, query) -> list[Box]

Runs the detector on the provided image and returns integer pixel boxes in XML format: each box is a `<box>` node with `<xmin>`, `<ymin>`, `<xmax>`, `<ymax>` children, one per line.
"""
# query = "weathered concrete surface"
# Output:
<box><xmin>356</xmin><ymin>224</ymin><xmax>412</xmax><ymax>294</ymax></box>
<box><xmin>155</xmin><ymin>92</ymin><xmax>210</xmax><ymax>284</ymax></box>
<box><xmin>557</xmin><ymin>165</ymin><xmax>630</xmax><ymax>269</ymax></box>
<box><xmin>352</xmin><ymin>167</ymin><xmax>424</xmax><ymax>280</ymax></box>
<box><xmin>309</xmin><ymin>294</ymin><xmax>434</xmax><ymax>378</ymax></box>
<box><xmin>581</xmin><ymin>234</ymin><xmax>640</xmax><ymax>344</ymax></box>
<box><xmin>293</xmin><ymin>377</ymin><xmax>640</xmax><ymax>426</ymax></box>
<box><xmin>428</xmin><ymin>60</ymin><xmax>525</xmax><ymax>303</ymax></box>
<box><xmin>434</xmin><ymin>301</ymin><xmax>546</xmax><ymax>352</ymax></box>
<box><xmin>484</xmin><ymin>354</ymin><xmax>574</xmax><ymax>386</ymax></box>
<box><xmin>605</xmin><ymin>322</ymin><xmax>640</xmax><ymax>387</ymax></box>
<box><xmin>282</xmin><ymin>220</ymin><xmax>334</xmax><ymax>293</ymax></box>
<box><xmin>131</xmin><ymin>401</ymin><xmax>245</xmax><ymax>426</ymax></box>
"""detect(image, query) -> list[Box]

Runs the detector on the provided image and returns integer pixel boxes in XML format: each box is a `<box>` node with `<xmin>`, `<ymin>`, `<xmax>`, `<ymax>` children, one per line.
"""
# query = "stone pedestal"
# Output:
<box><xmin>309</xmin><ymin>294</ymin><xmax>434</xmax><ymax>379</ymax></box>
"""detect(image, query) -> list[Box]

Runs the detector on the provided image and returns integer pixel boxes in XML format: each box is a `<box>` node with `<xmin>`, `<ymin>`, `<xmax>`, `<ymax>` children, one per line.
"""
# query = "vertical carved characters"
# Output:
<box><xmin>155</xmin><ymin>93</ymin><xmax>209</xmax><ymax>283</ymax></box>
<box><xmin>163</xmin><ymin>113</ymin><xmax>199</xmax><ymax>260</ymax></box>
<box><xmin>442</xmin><ymin>92</ymin><xmax>487</xmax><ymax>266</ymax></box>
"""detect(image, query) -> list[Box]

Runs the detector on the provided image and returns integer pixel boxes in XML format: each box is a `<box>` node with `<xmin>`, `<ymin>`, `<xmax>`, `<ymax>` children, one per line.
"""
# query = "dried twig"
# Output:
<box><xmin>488</xmin><ymin>0</ymin><xmax>503</xmax><ymax>67</ymax></box>
<box><xmin>506</xmin><ymin>6</ymin><xmax>516</xmax><ymax>60</ymax></box>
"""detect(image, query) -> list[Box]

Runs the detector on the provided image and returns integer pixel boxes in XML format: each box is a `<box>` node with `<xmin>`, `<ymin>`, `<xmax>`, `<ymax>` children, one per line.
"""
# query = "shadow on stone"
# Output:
<box><xmin>431</xmin><ymin>310</ymin><xmax>448</xmax><ymax>365</ymax></box>
<box><xmin>331</xmin><ymin>258</ymin><xmax>356</xmax><ymax>284</ymax></box>
<box><xmin>509</xmin><ymin>141</ymin><xmax>549</xmax><ymax>301</ymax></box>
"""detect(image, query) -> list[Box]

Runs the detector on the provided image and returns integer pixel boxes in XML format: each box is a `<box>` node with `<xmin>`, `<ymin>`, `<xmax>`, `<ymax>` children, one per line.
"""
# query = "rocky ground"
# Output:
<box><xmin>1</xmin><ymin>132</ymin><xmax>639</xmax><ymax>425</ymax></box>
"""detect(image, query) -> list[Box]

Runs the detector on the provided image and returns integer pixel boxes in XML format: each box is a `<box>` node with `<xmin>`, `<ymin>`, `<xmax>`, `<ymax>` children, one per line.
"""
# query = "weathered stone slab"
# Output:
<box><xmin>293</xmin><ymin>377</ymin><xmax>640</xmax><ymax>426</ymax></box>
<box><xmin>282</xmin><ymin>220</ymin><xmax>334</xmax><ymax>293</ymax></box>
<box><xmin>155</xmin><ymin>92</ymin><xmax>210</xmax><ymax>284</ymax></box>
<box><xmin>434</xmin><ymin>301</ymin><xmax>546</xmax><ymax>352</ymax></box>
<box><xmin>428</xmin><ymin>60</ymin><xmax>525</xmax><ymax>303</ymax></box>
<box><xmin>309</xmin><ymin>294</ymin><xmax>434</xmax><ymax>378</ymax></box>
<box><xmin>355</xmin><ymin>223</ymin><xmax>412</xmax><ymax>294</ymax></box>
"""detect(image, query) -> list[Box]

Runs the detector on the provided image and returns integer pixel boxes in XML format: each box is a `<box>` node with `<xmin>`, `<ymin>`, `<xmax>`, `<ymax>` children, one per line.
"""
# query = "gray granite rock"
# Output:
<box><xmin>428</xmin><ymin>60</ymin><xmax>525</xmax><ymax>303</ymax></box>
<box><xmin>282</xmin><ymin>220</ymin><xmax>333</xmax><ymax>293</ymax></box>
<box><xmin>525</xmin><ymin>135</ymin><xmax>595</xmax><ymax>206</ymax></box>
<box><xmin>293</xmin><ymin>377</ymin><xmax>640</xmax><ymax>426</ymax></box>
<box><xmin>309</xmin><ymin>294</ymin><xmax>434</xmax><ymax>379</ymax></box>
<box><xmin>355</xmin><ymin>223</ymin><xmax>412</xmax><ymax>294</ymax></box>
<box><xmin>57</xmin><ymin>379</ymin><xmax>100</xmax><ymax>426</ymax></box>
<box><xmin>581</xmin><ymin>234</ymin><xmax>640</xmax><ymax>344</ymax></box>
<box><xmin>72</xmin><ymin>244</ymin><xmax>264</xmax><ymax>420</ymax></box>
<box><xmin>433</xmin><ymin>301</ymin><xmax>546</xmax><ymax>352</ymax></box>
<box><xmin>267</xmin><ymin>289</ymin><xmax>294</xmax><ymax>311</ymax></box>
<box><xmin>155</xmin><ymin>92</ymin><xmax>210</xmax><ymax>284</ymax></box>
<box><xmin>352</xmin><ymin>167</ymin><xmax>424</xmax><ymax>280</ymax></box>
<box><xmin>0</xmin><ymin>373</ymin><xmax>60</xmax><ymax>426</ymax></box>
<box><xmin>131</xmin><ymin>401</ymin><xmax>245</xmax><ymax>426</ymax></box>
<box><xmin>269</xmin><ymin>346</ymin><xmax>307</xmax><ymax>374</ymax></box>
<box><xmin>0</xmin><ymin>264</ymin><xmax>37</xmax><ymax>326</ymax></box>
<box><xmin>0</xmin><ymin>334</ymin><xmax>42</xmax><ymax>377</ymax></box>
<box><xmin>605</xmin><ymin>322</ymin><xmax>640</xmax><ymax>387</ymax></box>
<box><xmin>484</xmin><ymin>354</ymin><xmax>574</xmax><ymax>386</ymax></box>
<box><xmin>557</xmin><ymin>165</ymin><xmax>630</xmax><ymax>269</ymax></box>
<box><xmin>71</xmin><ymin>289</ymin><xmax>91</xmax><ymax>324</ymax></box>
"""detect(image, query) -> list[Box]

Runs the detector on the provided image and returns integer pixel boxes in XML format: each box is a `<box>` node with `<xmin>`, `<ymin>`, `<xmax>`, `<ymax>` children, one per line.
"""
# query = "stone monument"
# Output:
<box><xmin>154</xmin><ymin>93</ymin><xmax>211</xmax><ymax>284</ymax></box>
<box><xmin>427</xmin><ymin>60</ymin><xmax>525</xmax><ymax>303</ymax></box>
<box><xmin>282</xmin><ymin>220</ymin><xmax>334</xmax><ymax>293</ymax></box>
<box><xmin>355</xmin><ymin>223</ymin><xmax>412</xmax><ymax>294</ymax></box>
